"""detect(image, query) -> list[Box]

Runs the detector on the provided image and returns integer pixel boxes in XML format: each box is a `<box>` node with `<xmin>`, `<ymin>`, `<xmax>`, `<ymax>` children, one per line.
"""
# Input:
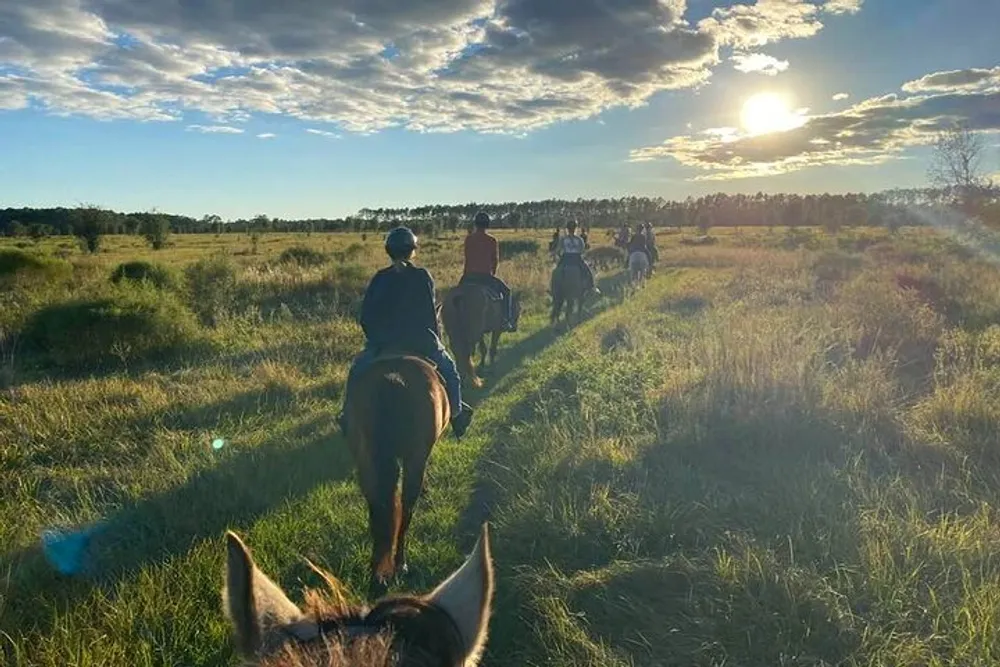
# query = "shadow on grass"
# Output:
<box><xmin>0</xmin><ymin>412</ymin><xmax>348</xmax><ymax>641</ymax></box>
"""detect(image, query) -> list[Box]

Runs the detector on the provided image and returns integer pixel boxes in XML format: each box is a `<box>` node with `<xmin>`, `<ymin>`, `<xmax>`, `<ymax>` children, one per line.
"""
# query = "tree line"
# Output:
<box><xmin>2</xmin><ymin>187</ymin><xmax>998</xmax><ymax>249</ymax></box>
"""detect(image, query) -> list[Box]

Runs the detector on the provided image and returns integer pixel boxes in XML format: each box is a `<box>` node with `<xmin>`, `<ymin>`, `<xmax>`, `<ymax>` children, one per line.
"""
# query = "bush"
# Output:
<box><xmin>499</xmin><ymin>239</ymin><xmax>540</xmax><ymax>259</ymax></box>
<box><xmin>680</xmin><ymin>235</ymin><xmax>718</xmax><ymax>246</ymax></box>
<box><xmin>586</xmin><ymin>246</ymin><xmax>626</xmax><ymax>270</ymax></box>
<box><xmin>247</xmin><ymin>262</ymin><xmax>369</xmax><ymax>321</ymax></box>
<box><xmin>333</xmin><ymin>243</ymin><xmax>365</xmax><ymax>263</ymax></box>
<box><xmin>110</xmin><ymin>261</ymin><xmax>177</xmax><ymax>290</ymax></box>
<box><xmin>0</xmin><ymin>249</ymin><xmax>72</xmax><ymax>286</ymax></box>
<box><xmin>21</xmin><ymin>287</ymin><xmax>200</xmax><ymax>368</ymax></box>
<box><xmin>185</xmin><ymin>255</ymin><xmax>239</xmax><ymax>326</ymax></box>
<box><xmin>139</xmin><ymin>215</ymin><xmax>171</xmax><ymax>250</ymax></box>
<box><xmin>278</xmin><ymin>245</ymin><xmax>328</xmax><ymax>268</ymax></box>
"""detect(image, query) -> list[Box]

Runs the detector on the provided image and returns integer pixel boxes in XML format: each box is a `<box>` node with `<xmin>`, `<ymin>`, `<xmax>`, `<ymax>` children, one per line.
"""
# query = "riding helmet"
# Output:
<box><xmin>474</xmin><ymin>211</ymin><xmax>491</xmax><ymax>229</ymax></box>
<box><xmin>384</xmin><ymin>226</ymin><xmax>418</xmax><ymax>257</ymax></box>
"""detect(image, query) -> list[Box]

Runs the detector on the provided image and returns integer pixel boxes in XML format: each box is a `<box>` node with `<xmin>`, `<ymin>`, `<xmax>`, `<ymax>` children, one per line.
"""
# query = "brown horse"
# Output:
<box><xmin>442</xmin><ymin>284</ymin><xmax>521</xmax><ymax>389</ymax></box>
<box><xmin>223</xmin><ymin>523</ymin><xmax>494</xmax><ymax>666</ymax></box>
<box><xmin>550</xmin><ymin>261</ymin><xmax>588</xmax><ymax>324</ymax></box>
<box><xmin>344</xmin><ymin>355</ymin><xmax>450</xmax><ymax>594</ymax></box>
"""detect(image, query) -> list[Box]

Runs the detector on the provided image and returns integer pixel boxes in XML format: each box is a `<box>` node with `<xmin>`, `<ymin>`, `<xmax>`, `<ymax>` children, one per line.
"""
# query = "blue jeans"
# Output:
<box><xmin>345</xmin><ymin>343</ymin><xmax>463</xmax><ymax>418</ymax></box>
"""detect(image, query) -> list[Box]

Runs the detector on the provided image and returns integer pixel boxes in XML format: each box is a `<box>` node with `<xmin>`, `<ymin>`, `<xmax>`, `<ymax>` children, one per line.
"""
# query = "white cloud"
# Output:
<box><xmin>256</xmin><ymin>132</ymin><xmax>276</xmax><ymax>139</ymax></box>
<box><xmin>187</xmin><ymin>124</ymin><xmax>244</xmax><ymax>133</ymax></box>
<box><xmin>631</xmin><ymin>77</ymin><xmax>1000</xmax><ymax>180</ymax></box>
<box><xmin>832</xmin><ymin>92</ymin><xmax>850</xmax><ymax>100</ymax></box>
<box><xmin>0</xmin><ymin>0</ymin><xmax>864</xmax><ymax>134</ymax></box>
<box><xmin>822</xmin><ymin>0</ymin><xmax>864</xmax><ymax>15</ymax></box>
<box><xmin>305</xmin><ymin>128</ymin><xmax>339</xmax><ymax>138</ymax></box>
<box><xmin>732</xmin><ymin>53</ymin><xmax>789</xmax><ymax>76</ymax></box>
<box><xmin>902</xmin><ymin>66</ymin><xmax>1000</xmax><ymax>93</ymax></box>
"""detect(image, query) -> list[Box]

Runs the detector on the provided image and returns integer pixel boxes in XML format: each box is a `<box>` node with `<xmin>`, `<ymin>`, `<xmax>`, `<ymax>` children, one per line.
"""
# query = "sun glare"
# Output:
<box><xmin>740</xmin><ymin>93</ymin><xmax>805</xmax><ymax>136</ymax></box>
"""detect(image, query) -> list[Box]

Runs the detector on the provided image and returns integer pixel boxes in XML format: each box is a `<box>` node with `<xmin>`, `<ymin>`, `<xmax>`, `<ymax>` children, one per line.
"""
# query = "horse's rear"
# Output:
<box><xmin>345</xmin><ymin>355</ymin><xmax>449</xmax><ymax>593</ymax></box>
<box><xmin>629</xmin><ymin>250</ymin><xmax>650</xmax><ymax>287</ymax></box>
<box><xmin>442</xmin><ymin>286</ymin><xmax>488</xmax><ymax>389</ymax></box>
<box><xmin>551</xmin><ymin>261</ymin><xmax>586</xmax><ymax>323</ymax></box>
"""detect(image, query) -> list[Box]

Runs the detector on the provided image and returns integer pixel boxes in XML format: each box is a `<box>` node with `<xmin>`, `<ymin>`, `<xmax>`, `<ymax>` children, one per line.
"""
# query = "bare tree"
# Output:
<box><xmin>928</xmin><ymin>123</ymin><xmax>991</xmax><ymax>210</ymax></box>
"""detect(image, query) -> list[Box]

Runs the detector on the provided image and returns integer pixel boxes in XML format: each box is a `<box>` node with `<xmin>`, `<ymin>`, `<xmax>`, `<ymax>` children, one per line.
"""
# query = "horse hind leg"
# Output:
<box><xmin>488</xmin><ymin>330</ymin><xmax>500</xmax><ymax>367</ymax></box>
<box><xmin>394</xmin><ymin>446</ymin><xmax>430</xmax><ymax>577</ymax></box>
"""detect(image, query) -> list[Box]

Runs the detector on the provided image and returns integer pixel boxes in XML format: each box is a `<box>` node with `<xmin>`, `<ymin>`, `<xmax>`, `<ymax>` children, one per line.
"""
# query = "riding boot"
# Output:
<box><xmin>451</xmin><ymin>402</ymin><xmax>474</xmax><ymax>439</ymax></box>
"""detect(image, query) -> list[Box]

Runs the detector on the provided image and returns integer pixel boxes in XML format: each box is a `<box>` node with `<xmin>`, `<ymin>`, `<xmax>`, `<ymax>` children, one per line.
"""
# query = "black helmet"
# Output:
<box><xmin>385</xmin><ymin>226</ymin><xmax>418</xmax><ymax>259</ymax></box>
<box><xmin>566</xmin><ymin>219</ymin><xmax>578</xmax><ymax>231</ymax></box>
<box><xmin>474</xmin><ymin>211</ymin><xmax>491</xmax><ymax>229</ymax></box>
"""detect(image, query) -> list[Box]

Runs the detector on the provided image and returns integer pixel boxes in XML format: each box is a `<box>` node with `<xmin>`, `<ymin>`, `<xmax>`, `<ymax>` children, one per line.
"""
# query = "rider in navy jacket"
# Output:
<box><xmin>339</xmin><ymin>226</ymin><xmax>473</xmax><ymax>438</ymax></box>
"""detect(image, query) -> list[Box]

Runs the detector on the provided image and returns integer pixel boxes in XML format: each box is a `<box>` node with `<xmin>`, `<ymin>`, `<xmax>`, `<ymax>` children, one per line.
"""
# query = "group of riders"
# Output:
<box><xmin>617</xmin><ymin>222</ymin><xmax>659</xmax><ymax>269</ymax></box>
<box><xmin>338</xmin><ymin>212</ymin><xmax>657</xmax><ymax>441</ymax></box>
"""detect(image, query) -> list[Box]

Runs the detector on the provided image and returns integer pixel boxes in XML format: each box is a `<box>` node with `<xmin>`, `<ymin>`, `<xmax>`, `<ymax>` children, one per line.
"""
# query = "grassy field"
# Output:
<box><xmin>4</xmin><ymin>226</ymin><xmax>1000</xmax><ymax>665</ymax></box>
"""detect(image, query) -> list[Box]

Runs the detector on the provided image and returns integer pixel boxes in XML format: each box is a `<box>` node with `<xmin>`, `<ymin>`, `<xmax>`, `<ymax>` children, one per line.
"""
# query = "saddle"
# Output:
<box><xmin>372</xmin><ymin>350</ymin><xmax>438</xmax><ymax>371</ymax></box>
<box><xmin>369</xmin><ymin>351</ymin><xmax>446</xmax><ymax>387</ymax></box>
<box><xmin>458</xmin><ymin>280</ymin><xmax>503</xmax><ymax>302</ymax></box>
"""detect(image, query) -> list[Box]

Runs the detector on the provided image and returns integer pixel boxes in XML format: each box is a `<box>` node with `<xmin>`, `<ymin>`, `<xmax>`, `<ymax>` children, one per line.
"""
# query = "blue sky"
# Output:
<box><xmin>0</xmin><ymin>0</ymin><xmax>997</xmax><ymax>219</ymax></box>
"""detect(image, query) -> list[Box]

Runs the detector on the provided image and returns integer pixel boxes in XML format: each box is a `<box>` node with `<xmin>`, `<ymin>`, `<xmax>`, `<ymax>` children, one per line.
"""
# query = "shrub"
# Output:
<box><xmin>278</xmin><ymin>245</ymin><xmax>328</xmax><ymax>267</ymax></box>
<box><xmin>0</xmin><ymin>249</ymin><xmax>72</xmax><ymax>286</ymax></box>
<box><xmin>680</xmin><ymin>235</ymin><xmax>718</xmax><ymax>246</ymax></box>
<box><xmin>248</xmin><ymin>262</ymin><xmax>369</xmax><ymax>321</ymax></box>
<box><xmin>500</xmin><ymin>239</ymin><xmax>540</xmax><ymax>259</ymax></box>
<box><xmin>586</xmin><ymin>246</ymin><xmax>626</xmax><ymax>270</ymax></box>
<box><xmin>184</xmin><ymin>255</ymin><xmax>239</xmax><ymax>326</ymax></box>
<box><xmin>110</xmin><ymin>261</ymin><xmax>177</xmax><ymax>290</ymax></box>
<box><xmin>333</xmin><ymin>243</ymin><xmax>366</xmax><ymax>263</ymax></box>
<box><xmin>139</xmin><ymin>215</ymin><xmax>171</xmax><ymax>250</ymax></box>
<box><xmin>21</xmin><ymin>287</ymin><xmax>200</xmax><ymax>368</ymax></box>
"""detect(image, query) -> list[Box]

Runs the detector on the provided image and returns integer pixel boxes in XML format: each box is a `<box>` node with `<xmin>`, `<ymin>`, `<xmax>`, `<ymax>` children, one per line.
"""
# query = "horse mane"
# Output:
<box><xmin>258</xmin><ymin>575</ymin><xmax>464</xmax><ymax>667</ymax></box>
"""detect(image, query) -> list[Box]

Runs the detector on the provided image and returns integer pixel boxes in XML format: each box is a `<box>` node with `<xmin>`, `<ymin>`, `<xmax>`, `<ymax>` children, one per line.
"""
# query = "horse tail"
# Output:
<box><xmin>443</xmin><ymin>291</ymin><xmax>481</xmax><ymax>388</ymax></box>
<box><xmin>370</xmin><ymin>373</ymin><xmax>407</xmax><ymax>580</ymax></box>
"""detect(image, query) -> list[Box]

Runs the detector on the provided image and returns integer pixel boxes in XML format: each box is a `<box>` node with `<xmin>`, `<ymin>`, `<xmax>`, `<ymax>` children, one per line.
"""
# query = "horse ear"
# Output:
<box><xmin>223</xmin><ymin>531</ymin><xmax>305</xmax><ymax>657</ymax></box>
<box><xmin>427</xmin><ymin>523</ymin><xmax>494</xmax><ymax>664</ymax></box>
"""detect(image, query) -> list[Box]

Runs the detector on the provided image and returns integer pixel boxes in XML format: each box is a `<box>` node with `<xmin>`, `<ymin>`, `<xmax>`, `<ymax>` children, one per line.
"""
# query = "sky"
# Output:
<box><xmin>0</xmin><ymin>0</ymin><xmax>998</xmax><ymax>219</ymax></box>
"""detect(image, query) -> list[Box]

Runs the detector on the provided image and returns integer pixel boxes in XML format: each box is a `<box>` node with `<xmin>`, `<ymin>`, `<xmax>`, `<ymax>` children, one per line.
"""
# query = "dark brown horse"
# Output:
<box><xmin>223</xmin><ymin>523</ymin><xmax>494</xmax><ymax>667</ymax></box>
<box><xmin>442</xmin><ymin>284</ymin><xmax>521</xmax><ymax>389</ymax></box>
<box><xmin>550</xmin><ymin>261</ymin><xmax>588</xmax><ymax>325</ymax></box>
<box><xmin>344</xmin><ymin>355</ymin><xmax>450</xmax><ymax>594</ymax></box>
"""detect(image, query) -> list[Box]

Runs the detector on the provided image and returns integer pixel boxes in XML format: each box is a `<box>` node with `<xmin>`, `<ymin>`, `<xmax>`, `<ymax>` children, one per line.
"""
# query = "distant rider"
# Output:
<box><xmin>460</xmin><ymin>211</ymin><xmax>516</xmax><ymax>332</ymax></box>
<box><xmin>338</xmin><ymin>226</ymin><xmax>473</xmax><ymax>438</ymax></box>
<box><xmin>556</xmin><ymin>220</ymin><xmax>598</xmax><ymax>295</ymax></box>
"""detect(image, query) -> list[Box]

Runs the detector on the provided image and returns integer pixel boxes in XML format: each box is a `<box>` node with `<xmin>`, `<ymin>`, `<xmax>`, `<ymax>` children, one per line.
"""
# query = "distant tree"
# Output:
<box><xmin>929</xmin><ymin>123</ymin><xmax>992</xmax><ymax>211</ymax></box>
<box><xmin>72</xmin><ymin>206</ymin><xmax>111</xmax><ymax>254</ymax></box>
<box><xmin>140</xmin><ymin>214</ymin><xmax>171</xmax><ymax>250</ymax></box>
<box><xmin>202</xmin><ymin>214</ymin><xmax>224</xmax><ymax>235</ymax></box>
<box><xmin>7</xmin><ymin>220</ymin><xmax>26</xmax><ymax>237</ymax></box>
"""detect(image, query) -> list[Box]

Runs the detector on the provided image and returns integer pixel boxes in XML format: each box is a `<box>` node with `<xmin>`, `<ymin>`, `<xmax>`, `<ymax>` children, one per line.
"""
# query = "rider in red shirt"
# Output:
<box><xmin>461</xmin><ymin>211</ymin><xmax>515</xmax><ymax>331</ymax></box>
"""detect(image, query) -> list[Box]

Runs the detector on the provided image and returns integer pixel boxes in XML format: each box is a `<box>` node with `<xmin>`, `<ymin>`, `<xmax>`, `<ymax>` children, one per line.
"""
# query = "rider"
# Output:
<box><xmin>627</xmin><ymin>226</ymin><xmax>648</xmax><ymax>257</ymax></box>
<box><xmin>556</xmin><ymin>219</ymin><xmax>599</xmax><ymax>295</ymax></box>
<box><xmin>338</xmin><ymin>226</ymin><xmax>473</xmax><ymax>438</ymax></box>
<box><xmin>460</xmin><ymin>211</ymin><xmax>516</xmax><ymax>332</ymax></box>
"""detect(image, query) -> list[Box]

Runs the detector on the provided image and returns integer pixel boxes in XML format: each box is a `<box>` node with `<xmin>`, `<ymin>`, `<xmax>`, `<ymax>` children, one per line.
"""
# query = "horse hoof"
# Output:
<box><xmin>369</xmin><ymin>577</ymin><xmax>389</xmax><ymax>599</ymax></box>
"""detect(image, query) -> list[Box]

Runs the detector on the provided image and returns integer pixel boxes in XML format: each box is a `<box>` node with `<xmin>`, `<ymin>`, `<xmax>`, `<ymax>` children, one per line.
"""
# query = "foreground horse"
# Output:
<box><xmin>223</xmin><ymin>524</ymin><xmax>494</xmax><ymax>666</ymax></box>
<box><xmin>550</xmin><ymin>262</ymin><xmax>588</xmax><ymax>324</ymax></box>
<box><xmin>344</xmin><ymin>356</ymin><xmax>450</xmax><ymax>593</ymax></box>
<box><xmin>442</xmin><ymin>284</ymin><xmax>521</xmax><ymax>389</ymax></box>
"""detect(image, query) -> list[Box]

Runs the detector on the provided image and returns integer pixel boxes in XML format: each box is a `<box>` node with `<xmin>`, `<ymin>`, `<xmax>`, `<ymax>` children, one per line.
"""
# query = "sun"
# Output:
<box><xmin>740</xmin><ymin>93</ymin><xmax>805</xmax><ymax>136</ymax></box>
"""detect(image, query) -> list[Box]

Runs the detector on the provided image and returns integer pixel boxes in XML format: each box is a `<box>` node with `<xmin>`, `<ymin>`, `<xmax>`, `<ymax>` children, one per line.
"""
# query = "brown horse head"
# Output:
<box><xmin>344</xmin><ymin>356</ymin><xmax>450</xmax><ymax>593</ymax></box>
<box><xmin>223</xmin><ymin>524</ymin><xmax>494</xmax><ymax>667</ymax></box>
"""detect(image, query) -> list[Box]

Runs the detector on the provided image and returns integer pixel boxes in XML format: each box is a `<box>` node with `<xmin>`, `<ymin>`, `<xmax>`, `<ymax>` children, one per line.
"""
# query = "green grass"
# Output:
<box><xmin>3</xmin><ymin>228</ymin><xmax>1000</xmax><ymax>665</ymax></box>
